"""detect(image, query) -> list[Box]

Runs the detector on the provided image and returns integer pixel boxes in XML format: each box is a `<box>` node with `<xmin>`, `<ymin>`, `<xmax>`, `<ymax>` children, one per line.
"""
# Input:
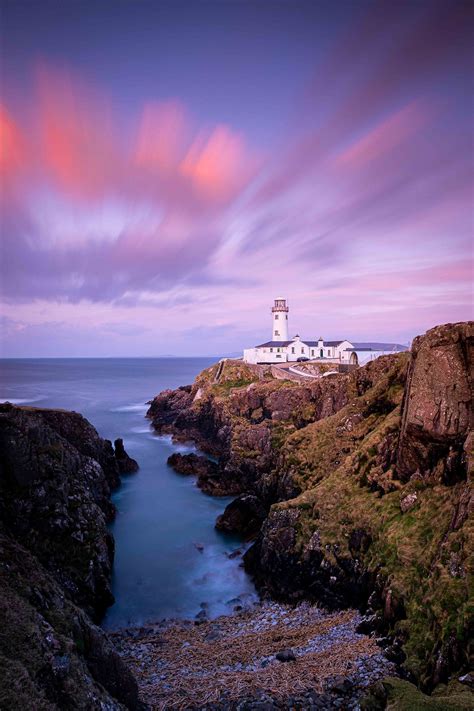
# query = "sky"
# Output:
<box><xmin>0</xmin><ymin>0</ymin><xmax>472</xmax><ymax>357</ymax></box>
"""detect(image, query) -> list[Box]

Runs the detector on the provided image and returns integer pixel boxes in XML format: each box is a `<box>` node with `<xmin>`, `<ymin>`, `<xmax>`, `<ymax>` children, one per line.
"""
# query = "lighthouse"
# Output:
<box><xmin>271</xmin><ymin>297</ymin><xmax>289</xmax><ymax>341</ymax></box>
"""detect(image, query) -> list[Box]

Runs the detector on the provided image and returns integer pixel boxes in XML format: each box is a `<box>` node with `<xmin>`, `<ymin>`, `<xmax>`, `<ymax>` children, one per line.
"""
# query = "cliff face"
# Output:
<box><xmin>0</xmin><ymin>404</ymin><xmax>139</xmax><ymax>710</ymax></box>
<box><xmin>147</xmin><ymin>322</ymin><xmax>473</xmax><ymax>690</ymax></box>
<box><xmin>148</xmin><ymin>355</ymin><xmax>404</xmax><ymax>503</ymax></box>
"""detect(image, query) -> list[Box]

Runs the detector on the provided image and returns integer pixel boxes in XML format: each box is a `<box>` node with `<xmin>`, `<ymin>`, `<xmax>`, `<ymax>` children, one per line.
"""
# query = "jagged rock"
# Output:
<box><xmin>0</xmin><ymin>533</ymin><xmax>140</xmax><ymax>709</ymax></box>
<box><xmin>167</xmin><ymin>452</ymin><xmax>241</xmax><ymax>496</ymax></box>
<box><xmin>168</xmin><ymin>452</ymin><xmax>215</xmax><ymax>477</ymax></box>
<box><xmin>0</xmin><ymin>404</ymin><xmax>118</xmax><ymax>618</ymax></box>
<box><xmin>215</xmin><ymin>494</ymin><xmax>267</xmax><ymax>538</ymax></box>
<box><xmin>397</xmin><ymin>321</ymin><xmax>473</xmax><ymax>483</ymax></box>
<box><xmin>0</xmin><ymin>404</ymin><xmax>140</xmax><ymax>709</ymax></box>
<box><xmin>400</xmin><ymin>492</ymin><xmax>418</xmax><ymax>512</ymax></box>
<box><xmin>114</xmin><ymin>438</ymin><xmax>139</xmax><ymax>473</ymax></box>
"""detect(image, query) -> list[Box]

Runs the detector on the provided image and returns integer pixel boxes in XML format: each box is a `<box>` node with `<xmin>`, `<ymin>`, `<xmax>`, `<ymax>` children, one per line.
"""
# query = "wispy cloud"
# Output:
<box><xmin>0</xmin><ymin>0</ymin><xmax>472</xmax><ymax>356</ymax></box>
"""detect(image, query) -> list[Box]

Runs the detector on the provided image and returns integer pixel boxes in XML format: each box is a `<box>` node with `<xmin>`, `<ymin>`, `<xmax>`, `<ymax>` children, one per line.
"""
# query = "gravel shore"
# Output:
<box><xmin>111</xmin><ymin>601</ymin><xmax>396</xmax><ymax>710</ymax></box>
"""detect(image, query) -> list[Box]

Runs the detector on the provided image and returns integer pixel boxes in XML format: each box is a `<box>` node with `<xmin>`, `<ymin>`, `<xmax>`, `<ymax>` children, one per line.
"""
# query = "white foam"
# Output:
<box><xmin>111</xmin><ymin>403</ymin><xmax>148</xmax><ymax>413</ymax></box>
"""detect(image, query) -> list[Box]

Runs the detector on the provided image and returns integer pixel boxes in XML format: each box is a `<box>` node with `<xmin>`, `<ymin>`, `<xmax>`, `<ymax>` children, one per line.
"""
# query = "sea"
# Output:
<box><xmin>0</xmin><ymin>358</ymin><xmax>257</xmax><ymax>629</ymax></box>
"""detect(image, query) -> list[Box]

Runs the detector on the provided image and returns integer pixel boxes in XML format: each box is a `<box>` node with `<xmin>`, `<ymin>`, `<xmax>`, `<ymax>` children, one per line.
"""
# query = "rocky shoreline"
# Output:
<box><xmin>0</xmin><ymin>403</ymin><xmax>140</xmax><ymax>709</ymax></box>
<box><xmin>148</xmin><ymin>322</ymin><xmax>473</xmax><ymax>703</ymax></box>
<box><xmin>0</xmin><ymin>320</ymin><xmax>472</xmax><ymax>710</ymax></box>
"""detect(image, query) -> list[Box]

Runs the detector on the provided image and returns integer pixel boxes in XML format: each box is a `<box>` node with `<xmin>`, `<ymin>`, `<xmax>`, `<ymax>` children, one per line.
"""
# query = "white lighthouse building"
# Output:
<box><xmin>271</xmin><ymin>296</ymin><xmax>289</xmax><ymax>341</ymax></box>
<box><xmin>243</xmin><ymin>297</ymin><xmax>357</xmax><ymax>365</ymax></box>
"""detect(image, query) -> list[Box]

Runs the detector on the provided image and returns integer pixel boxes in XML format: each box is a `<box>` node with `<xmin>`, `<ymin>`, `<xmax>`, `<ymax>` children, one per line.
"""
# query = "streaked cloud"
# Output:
<box><xmin>0</xmin><ymin>0</ymin><xmax>472</xmax><ymax>355</ymax></box>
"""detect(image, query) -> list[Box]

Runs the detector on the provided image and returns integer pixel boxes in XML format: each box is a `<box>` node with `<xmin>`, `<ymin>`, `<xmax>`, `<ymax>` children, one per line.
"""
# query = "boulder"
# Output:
<box><xmin>275</xmin><ymin>649</ymin><xmax>296</xmax><ymax>662</ymax></box>
<box><xmin>215</xmin><ymin>494</ymin><xmax>267</xmax><ymax>538</ymax></box>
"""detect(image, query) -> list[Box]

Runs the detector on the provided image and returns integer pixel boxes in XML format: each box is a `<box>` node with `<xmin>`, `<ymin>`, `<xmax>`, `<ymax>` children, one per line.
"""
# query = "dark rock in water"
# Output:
<box><xmin>458</xmin><ymin>673</ymin><xmax>474</xmax><ymax>688</ymax></box>
<box><xmin>194</xmin><ymin>542</ymin><xmax>204</xmax><ymax>552</ymax></box>
<box><xmin>114</xmin><ymin>437</ymin><xmax>139</xmax><ymax>473</ymax></box>
<box><xmin>275</xmin><ymin>649</ymin><xmax>296</xmax><ymax>662</ymax></box>
<box><xmin>167</xmin><ymin>452</ymin><xmax>234</xmax><ymax>495</ymax></box>
<box><xmin>215</xmin><ymin>494</ymin><xmax>267</xmax><ymax>538</ymax></box>
<box><xmin>227</xmin><ymin>549</ymin><xmax>242</xmax><ymax>559</ymax></box>
<box><xmin>168</xmin><ymin>451</ymin><xmax>210</xmax><ymax>476</ymax></box>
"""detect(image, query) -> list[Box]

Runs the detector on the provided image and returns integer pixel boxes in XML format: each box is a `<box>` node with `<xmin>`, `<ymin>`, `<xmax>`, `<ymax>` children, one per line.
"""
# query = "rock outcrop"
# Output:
<box><xmin>150</xmin><ymin>355</ymin><xmax>402</xmax><ymax>504</ymax></box>
<box><xmin>0</xmin><ymin>403</ymin><xmax>140</xmax><ymax>709</ymax></box>
<box><xmin>147</xmin><ymin>322</ymin><xmax>473</xmax><ymax>691</ymax></box>
<box><xmin>396</xmin><ymin>321</ymin><xmax>472</xmax><ymax>484</ymax></box>
<box><xmin>215</xmin><ymin>494</ymin><xmax>268</xmax><ymax>538</ymax></box>
<box><xmin>114</xmin><ymin>438</ymin><xmax>139</xmax><ymax>474</ymax></box>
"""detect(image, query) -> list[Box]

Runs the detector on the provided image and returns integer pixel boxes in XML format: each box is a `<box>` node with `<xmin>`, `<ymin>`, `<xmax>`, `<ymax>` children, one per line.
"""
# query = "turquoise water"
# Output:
<box><xmin>0</xmin><ymin>358</ymin><xmax>257</xmax><ymax>628</ymax></box>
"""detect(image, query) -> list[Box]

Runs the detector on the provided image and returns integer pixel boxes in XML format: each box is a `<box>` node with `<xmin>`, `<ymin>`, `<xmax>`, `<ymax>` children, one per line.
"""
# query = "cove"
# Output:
<box><xmin>0</xmin><ymin>357</ymin><xmax>257</xmax><ymax>630</ymax></box>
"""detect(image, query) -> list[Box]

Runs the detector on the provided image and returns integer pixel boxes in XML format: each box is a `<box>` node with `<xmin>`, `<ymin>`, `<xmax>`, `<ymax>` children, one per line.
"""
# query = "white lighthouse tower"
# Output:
<box><xmin>271</xmin><ymin>297</ymin><xmax>289</xmax><ymax>341</ymax></box>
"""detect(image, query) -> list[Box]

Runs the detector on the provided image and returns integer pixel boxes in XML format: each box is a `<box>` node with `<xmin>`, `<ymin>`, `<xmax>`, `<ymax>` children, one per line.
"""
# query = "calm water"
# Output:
<box><xmin>0</xmin><ymin>358</ymin><xmax>257</xmax><ymax>629</ymax></box>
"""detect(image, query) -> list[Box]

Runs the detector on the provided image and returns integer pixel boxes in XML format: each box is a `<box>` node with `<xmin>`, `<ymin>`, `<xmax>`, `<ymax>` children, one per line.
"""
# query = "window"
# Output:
<box><xmin>286</xmin><ymin>315</ymin><xmax>288</xmax><ymax>319</ymax></box>
<box><xmin>301</xmin><ymin>347</ymin><xmax>304</xmax><ymax>353</ymax></box>
<box><xmin>275</xmin><ymin>314</ymin><xmax>279</xmax><ymax>319</ymax></box>
<box><xmin>320</xmin><ymin>349</ymin><xmax>323</xmax><ymax>358</ymax></box>
<box><xmin>277</xmin><ymin>348</ymin><xmax>280</xmax><ymax>352</ymax></box>
<box><xmin>327</xmin><ymin>350</ymin><xmax>330</xmax><ymax>356</ymax></box>
<box><xmin>274</xmin><ymin>330</ymin><xmax>279</xmax><ymax>336</ymax></box>
<box><xmin>270</xmin><ymin>348</ymin><xmax>273</xmax><ymax>353</ymax></box>
<box><xmin>291</xmin><ymin>347</ymin><xmax>295</xmax><ymax>354</ymax></box>
<box><xmin>311</xmin><ymin>350</ymin><xmax>314</xmax><ymax>356</ymax></box>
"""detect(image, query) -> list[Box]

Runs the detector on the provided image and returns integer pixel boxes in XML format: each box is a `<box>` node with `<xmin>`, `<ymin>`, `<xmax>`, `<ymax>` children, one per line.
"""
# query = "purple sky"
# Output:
<box><xmin>1</xmin><ymin>0</ymin><xmax>472</xmax><ymax>357</ymax></box>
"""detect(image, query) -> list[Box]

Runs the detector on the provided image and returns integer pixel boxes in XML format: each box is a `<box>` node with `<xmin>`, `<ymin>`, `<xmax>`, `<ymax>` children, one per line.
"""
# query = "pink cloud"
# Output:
<box><xmin>0</xmin><ymin>105</ymin><xmax>26</xmax><ymax>180</ymax></box>
<box><xmin>36</xmin><ymin>63</ymin><xmax>120</xmax><ymax>199</ymax></box>
<box><xmin>134</xmin><ymin>100</ymin><xmax>189</xmax><ymax>172</ymax></box>
<box><xmin>180</xmin><ymin>125</ymin><xmax>256</xmax><ymax>202</ymax></box>
<box><xmin>333</xmin><ymin>102</ymin><xmax>427</xmax><ymax>171</ymax></box>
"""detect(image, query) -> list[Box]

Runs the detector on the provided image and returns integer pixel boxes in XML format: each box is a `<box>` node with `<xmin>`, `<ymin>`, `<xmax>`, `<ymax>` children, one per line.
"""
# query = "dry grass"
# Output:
<box><xmin>113</xmin><ymin>607</ymin><xmax>380</xmax><ymax>710</ymax></box>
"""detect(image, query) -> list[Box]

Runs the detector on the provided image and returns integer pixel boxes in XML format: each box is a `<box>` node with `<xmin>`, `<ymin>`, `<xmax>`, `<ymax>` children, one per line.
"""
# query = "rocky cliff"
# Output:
<box><xmin>147</xmin><ymin>322</ymin><xmax>473</xmax><ymax>693</ymax></box>
<box><xmin>0</xmin><ymin>403</ymin><xmax>140</xmax><ymax>710</ymax></box>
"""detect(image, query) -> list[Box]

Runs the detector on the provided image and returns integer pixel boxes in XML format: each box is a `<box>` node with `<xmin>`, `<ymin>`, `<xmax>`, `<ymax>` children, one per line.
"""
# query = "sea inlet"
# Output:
<box><xmin>0</xmin><ymin>357</ymin><xmax>257</xmax><ymax>629</ymax></box>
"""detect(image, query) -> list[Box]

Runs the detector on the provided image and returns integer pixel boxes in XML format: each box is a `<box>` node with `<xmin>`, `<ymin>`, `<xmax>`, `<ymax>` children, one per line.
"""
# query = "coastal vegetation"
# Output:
<box><xmin>149</xmin><ymin>321</ymin><xmax>473</xmax><ymax>706</ymax></box>
<box><xmin>0</xmin><ymin>321</ymin><xmax>471</xmax><ymax>709</ymax></box>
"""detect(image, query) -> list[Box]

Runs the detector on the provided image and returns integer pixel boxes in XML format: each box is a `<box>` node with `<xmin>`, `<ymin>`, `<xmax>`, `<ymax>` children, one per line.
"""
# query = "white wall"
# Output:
<box><xmin>287</xmin><ymin>340</ymin><xmax>311</xmax><ymax>361</ymax></box>
<box><xmin>244</xmin><ymin>347</ymin><xmax>288</xmax><ymax>364</ymax></box>
<box><xmin>272</xmin><ymin>311</ymin><xmax>289</xmax><ymax>341</ymax></box>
